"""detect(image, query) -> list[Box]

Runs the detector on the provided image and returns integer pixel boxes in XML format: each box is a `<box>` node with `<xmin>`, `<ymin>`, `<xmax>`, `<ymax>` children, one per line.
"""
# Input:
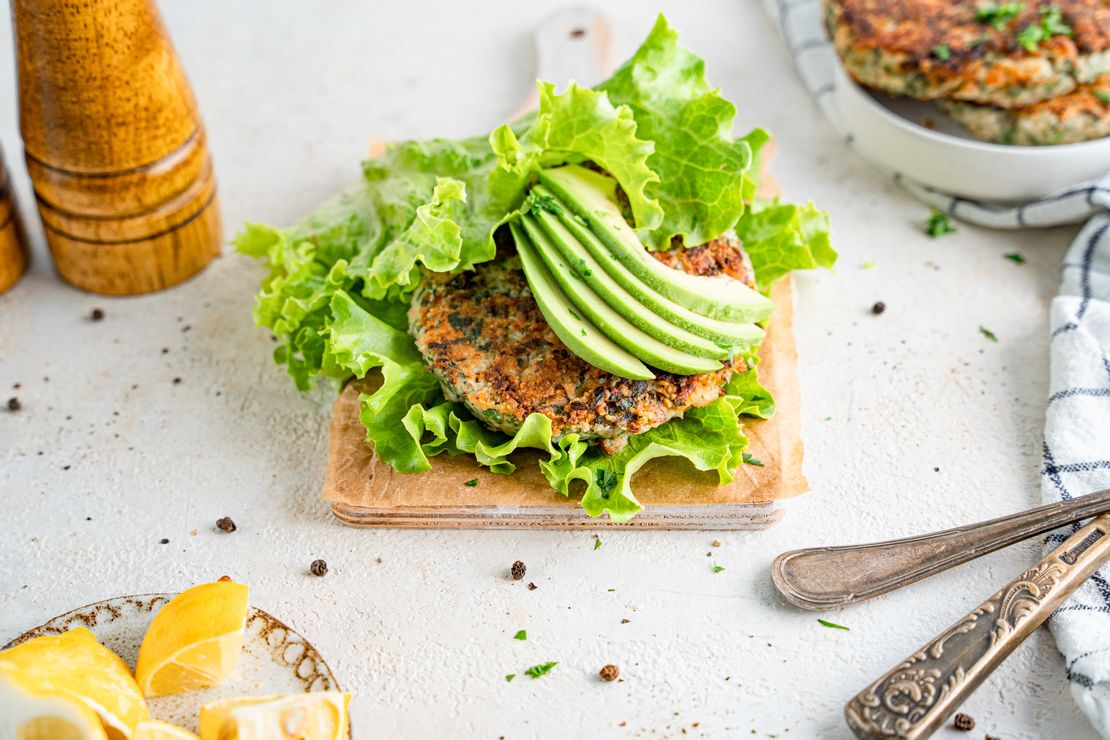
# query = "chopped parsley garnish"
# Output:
<box><xmin>925</xmin><ymin>209</ymin><xmax>957</xmax><ymax>238</ymax></box>
<box><xmin>574</xmin><ymin>257</ymin><xmax>592</xmax><ymax>277</ymax></box>
<box><xmin>608</xmin><ymin>588</ymin><xmax>616</xmax><ymax>592</ymax></box>
<box><xmin>594</xmin><ymin>537</ymin><xmax>603</xmax><ymax>550</ymax></box>
<box><xmin>976</xmin><ymin>2</ymin><xmax>1025</xmax><ymax>29</ymax></box>
<box><xmin>1003</xmin><ymin>252</ymin><xmax>1026</xmax><ymax>264</ymax></box>
<box><xmin>580</xmin><ymin>329</ymin><xmax>587</xmax><ymax>337</ymax></box>
<box><xmin>1017</xmin><ymin>5</ymin><xmax>1072</xmax><ymax>51</ymax></box>
<box><xmin>526</xmin><ymin>193</ymin><xmax>562</xmax><ymax>217</ymax></box>
<box><xmin>742</xmin><ymin>452</ymin><xmax>764</xmax><ymax>467</ymax></box>
<box><xmin>979</xmin><ymin>325</ymin><xmax>999</xmax><ymax>341</ymax></box>
<box><xmin>568</xmin><ymin>308</ymin><xmax>581</xmax><ymax>321</ymax></box>
<box><xmin>818</xmin><ymin>619</ymin><xmax>850</xmax><ymax>631</ymax></box>
<box><xmin>464</xmin><ymin>479</ymin><xmax>478</xmax><ymax>487</ymax></box>
<box><xmin>1096</xmin><ymin>90</ymin><xmax>1110</xmax><ymax>105</ymax></box>
<box><xmin>505</xmin><ymin>674</ymin><xmax>516</xmax><ymax>682</ymax></box>
<box><xmin>933</xmin><ymin>44</ymin><xmax>952</xmax><ymax>61</ymax></box>
<box><xmin>595</xmin><ymin>469</ymin><xmax>619</xmax><ymax>498</ymax></box>
<box><xmin>524</xmin><ymin>661</ymin><xmax>558</xmax><ymax>679</ymax></box>
<box><xmin>513</xmin><ymin>630</ymin><xmax>527</xmax><ymax>641</ymax></box>
<box><xmin>713</xmin><ymin>563</ymin><xmax>726</xmax><ymax>573</ymax></box>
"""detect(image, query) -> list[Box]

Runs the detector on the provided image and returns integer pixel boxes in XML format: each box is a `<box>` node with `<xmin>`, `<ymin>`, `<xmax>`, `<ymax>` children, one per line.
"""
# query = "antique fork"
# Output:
<box><xmin>770</xmin><ymin>489</ymin><xmax>1110</xmax><ymax>739</ymax></box>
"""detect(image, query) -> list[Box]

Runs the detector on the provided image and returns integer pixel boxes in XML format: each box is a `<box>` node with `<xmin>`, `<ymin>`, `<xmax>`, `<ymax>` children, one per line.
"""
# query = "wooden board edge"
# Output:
<box><xmin>330</xmin><ymin>501</ymin><xmax>785</xmax><ymax>530</ymax></box>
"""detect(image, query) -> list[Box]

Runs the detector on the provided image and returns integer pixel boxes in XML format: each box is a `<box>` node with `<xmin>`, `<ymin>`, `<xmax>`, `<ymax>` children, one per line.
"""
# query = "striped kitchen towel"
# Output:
<box><xmin>764</xmin><ymin>0</ymin><xmax>1110</xmax><ymax>735</ymax></box>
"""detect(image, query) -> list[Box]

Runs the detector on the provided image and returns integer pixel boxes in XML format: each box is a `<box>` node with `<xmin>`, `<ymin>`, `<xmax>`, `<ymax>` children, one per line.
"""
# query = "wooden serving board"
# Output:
<box><xmin>322</xmin><ymin>275</ymin><xmax>807</xmax><ymax>530</ymax></box>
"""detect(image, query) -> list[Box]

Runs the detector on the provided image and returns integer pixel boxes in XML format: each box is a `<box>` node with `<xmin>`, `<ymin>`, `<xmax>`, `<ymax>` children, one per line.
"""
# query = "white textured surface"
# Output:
<box><xmin>0</xmin><ymin>2</ymin><xmax>1096</xmax><ymax>738</ymax></box>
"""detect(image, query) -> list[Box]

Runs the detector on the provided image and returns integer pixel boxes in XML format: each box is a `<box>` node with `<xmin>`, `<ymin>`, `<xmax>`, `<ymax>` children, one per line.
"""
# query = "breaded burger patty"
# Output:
<box><xmin>941</xmin><ymin>72</ymin><xmax>1110</xmax><ymax>143</ymax></box>
<box><xmin>827</xmin><ymin>0</ymin><xmax>1110</xmax><ymax>108</ymax></box>
<box><xmin>408</xmin><ymin>235</ymin><xmax>756</xmax><ymax>451</ymax></box>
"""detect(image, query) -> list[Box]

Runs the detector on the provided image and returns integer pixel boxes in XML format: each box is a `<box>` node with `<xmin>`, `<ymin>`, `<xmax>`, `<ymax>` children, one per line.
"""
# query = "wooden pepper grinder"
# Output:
<box><xmin>12</xmin><ymin>0</ymin><xmax>221</xmax><ymax>295</ymax></box>
<box><xmin>0</xmin><ymin>146</ymin><xmax>28</xmax><ymax>294</ymax></box>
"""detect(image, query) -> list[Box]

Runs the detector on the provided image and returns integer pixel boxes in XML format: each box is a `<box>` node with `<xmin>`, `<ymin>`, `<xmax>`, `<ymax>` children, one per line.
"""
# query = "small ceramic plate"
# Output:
<box><xmin>834</xmin><ymin>63</ymin><xmax>1110</xmax><ymax>202</ymax></box>
<box><xmin>4</xmin><ymin>594</ymin><xmax>342</xmax><ymax>734</ymax></box>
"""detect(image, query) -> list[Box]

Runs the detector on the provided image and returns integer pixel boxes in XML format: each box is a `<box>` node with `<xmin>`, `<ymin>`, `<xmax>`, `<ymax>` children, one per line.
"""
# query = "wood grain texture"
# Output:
<box><xmin>13</xmin><ymin>0</ymin><xmax>221</xmax><ymax>295</ymax></box>
<box><xmin>0</xmin><ymin>148</ymin><xmax>27</xmax><ymax>294</ymax></box>
<box><xmin>323</xmin><ymin>277</ymin><xmax>805</xmax><ymax>529</ymax></box>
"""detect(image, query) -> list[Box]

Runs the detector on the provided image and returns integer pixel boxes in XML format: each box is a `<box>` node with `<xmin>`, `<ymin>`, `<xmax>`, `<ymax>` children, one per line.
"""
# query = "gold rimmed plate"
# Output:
<box><xmin>5</xmin><ymin>593</ymin><xmax>345</xmax><ymax>735</ymax></box>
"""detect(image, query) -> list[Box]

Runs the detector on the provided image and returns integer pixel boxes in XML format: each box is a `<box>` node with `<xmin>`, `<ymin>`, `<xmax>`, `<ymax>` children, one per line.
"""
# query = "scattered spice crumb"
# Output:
<box><xmin>599</xmin><ymin>664</ymin><xmax>620</xmax><ymax>682</ymax></box>
<box><xmin>7</xmin><ymin>397</ymin><xmax>20</xmax><ymax>412</ymax></box>
<box><xmin>619</xmin><ymin>721</ymin><xmax>627</xmax><ymax>727</ymax></box>
<box><xmin>952</xmin><ymin>713</ymin><xmax>975</xmax><ymax>732</ymax></box>
<box><xmin>570</xmin><ymin>27</ymin><xmax>585</xmax><ymax>38</ymax></box>
<box><xmin>934</xmin><ymin>466</ymin><xmax>940</xmax><ymax>473</ymax></box>
<box><xmin>527</xmin><ymin>582</ymin><xmax>537</xmax><ymax>590</ymax></box>
<box><xmin>712</xmin><ymin>539</ymin><xmax>722</xmax><ymax>548</ymax></box>
<box><xmin>817</xmin><ymin>619</ymin><xmax>850</xmax><ymax>630</ymax></box>
<box><xmin>62</xmin><ymin>465</ymin><xmax>71</xmax><ymax>471</ymax></box>
<box><xmin>216</xmin><ymin>516</ymin><xmax>237</xmax><ymax>533</ymax></box>
<box><xmin>871</xmin><ymin>301</ymin><xmax>886</xmax><ymax>315</ymax></box>
<box><xmin>513</xmin><ymin>630</ymin><xmax>527</xmax><ymax>641</ymax></box>
<box><xmin>190</xmin><ymin>529</ymin><xmax>198</xmax><ymax>536</ymax></box>
<box><xmin>172</xmin><ymin>377</ymin><xmax>182</xmax><ymax>385</ymax></box>
<box><xmin>979</xmin><ymin>326</ymin><xmax>998</xmax><ymax>342</ymax></box>
<box><xmin>161</xmin><ymin>347</ymin><xmax>169</xmax><ymax>354</ymax></box>
<box><xmin>713</xmin><ymin>563</ymin><xmax>726</xmax><ymax>573</ymax></box>
<box><xmin>463</xmin><ymin>479</ymin><xmax>478</xmax><ymax>487</ymax></box>
<box><xmin>90</xmin><ymin>308</ymin><xmax>105</xmax><ymax>321</ymax></box>
<box><xmin>159</xmin><ymin>538</ymin><xmax>169</xmax><ymax>545</ymax></box>
<box><xmin>181</xmin><ymin>324</ymin><xmax>191</xmax><ymax>333</ymax></box>
<box><xmin>985</xmin><ymin>735</ymin><xmax>1000</xmax><ymax>740</ymax></box>
<box><xmin>310</xmin><ymin>559</ymin><xmax>329</xmax><ymax>577</ymax></box>
<box><xmin>621</xmin><ymin>618</ymin><xmax>630</xmax><ymax>624</ymax></box>
<box><xmin>1004</xmin><ymin>252</ymin><xmax>1026</xmax><ymax>264</ymax></box>
<box><xmin>376</xmin><ymin>557</ymin><xmax>383</xmax><ymax>564</ymax></box>
<box><xmin>510</xmin><ymin>560</ymin><xmax>526</xmax><ymax>580</ymax></box>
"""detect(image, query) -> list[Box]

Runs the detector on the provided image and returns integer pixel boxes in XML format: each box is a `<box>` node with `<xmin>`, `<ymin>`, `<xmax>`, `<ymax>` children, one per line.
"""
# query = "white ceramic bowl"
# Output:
<box><xmin>834</xmin><ymin>63</ymin><xmax>1110</xmax><ymax>202</ymax></box>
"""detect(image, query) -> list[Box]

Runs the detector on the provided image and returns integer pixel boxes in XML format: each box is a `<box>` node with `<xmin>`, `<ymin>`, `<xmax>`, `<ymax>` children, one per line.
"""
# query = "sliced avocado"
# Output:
<box><xmin>509</xmin><ymin>221</ymin><xmax>654</xmax><ymax>381</ymax></box>
<box><xmin>537</xmin><ymin>165</ymin><xmax>774</xmax><ymax>323</ymax></box>
<box><xmin>530</xmin><ymin>211</ymin><xmax>732</xmax><ymax>359</ymax></box>
<box><xmin>531</xmin><ymin>187</ymin><xmax>765</xmax><ymax>348</ymax></box>
<box><xmin>521</xmin><ymin>216</ymin><xmax>723</xmax><ymax>376</ymax></box>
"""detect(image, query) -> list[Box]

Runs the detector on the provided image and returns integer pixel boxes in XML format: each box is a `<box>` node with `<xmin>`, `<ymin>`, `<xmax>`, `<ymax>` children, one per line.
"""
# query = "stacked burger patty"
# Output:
<box><xmin>827</xmin><ymin>0</ymin><xmax>1110</xmax><ymax>144</ymax></box>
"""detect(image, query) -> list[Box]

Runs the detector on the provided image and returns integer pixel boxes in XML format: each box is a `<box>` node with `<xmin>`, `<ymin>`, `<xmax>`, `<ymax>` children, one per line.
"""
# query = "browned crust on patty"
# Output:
<box><xmin>827</xmin><ymin>0</ymin><xmax>1110</xmax><ymax>107</ymax></box>
<box><xmin>408</xmin><ymin>237</ymin><xmax>757</xmax><ymax>446</ymax></box>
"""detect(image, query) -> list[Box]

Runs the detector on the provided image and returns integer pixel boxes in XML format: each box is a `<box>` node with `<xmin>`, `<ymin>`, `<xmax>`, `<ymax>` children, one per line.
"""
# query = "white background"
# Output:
<box><xmin>0</xmin><ymin>1</ymin><xmax>1097</xmax><ymax>737</ymax></box>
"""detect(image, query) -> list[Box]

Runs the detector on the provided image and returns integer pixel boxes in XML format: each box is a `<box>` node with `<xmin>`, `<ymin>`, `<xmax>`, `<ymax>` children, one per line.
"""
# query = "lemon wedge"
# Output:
<box><xmin>133</xmin><ymin>720</ymin><xmax>200</xmax><ymax>739</ymax></box>
<box><xmin>0</xmin><ymin>627</ymin><xmax>148</xmax><ymax>738</ymax></box>
<box><xmin>198</xmin><ymin>693</ymin><xmax>351</xmax><ymax>740</ymax></box>
<box><xmin>135</xmin><ymin>581</ymin><xmax>249</xmax><ymax>698</ymax></box>
<box><xmin>0</xmin><ymin>665</ymin><xmax>109</xmax><ymax>740</ymax></box>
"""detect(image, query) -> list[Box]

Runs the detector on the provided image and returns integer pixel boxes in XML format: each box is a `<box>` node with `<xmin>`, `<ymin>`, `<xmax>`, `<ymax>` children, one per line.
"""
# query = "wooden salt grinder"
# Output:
<box><xmin>12</xmin><ymin>0</ymin><xmax>222</xmax><ymax>295</ymax></box>
<box><xmin>0</xmin><ymin>146</ymin><xmax>28</xmax><ymax>294</ymax></box>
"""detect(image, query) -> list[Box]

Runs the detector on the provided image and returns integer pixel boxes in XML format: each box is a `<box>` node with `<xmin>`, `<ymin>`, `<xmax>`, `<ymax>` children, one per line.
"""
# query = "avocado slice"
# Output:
<box><xmin>521</xmin><ymin>216</ymin><xmax>724</xmax><ymax>376</ymax></box>
<box><xmin>537</xmin><ymin>165</ymin><xmax>774</xmax><ymax>323</ymax></box>
<box><xmin>531</xmin><ymin>187</ymin><xmax>765</xmax><ymax>348</ymax></box>
<box><xmin>509</xmin><ymin>221</ymin><xmax>654</xmax><ymax>381</ymax></box>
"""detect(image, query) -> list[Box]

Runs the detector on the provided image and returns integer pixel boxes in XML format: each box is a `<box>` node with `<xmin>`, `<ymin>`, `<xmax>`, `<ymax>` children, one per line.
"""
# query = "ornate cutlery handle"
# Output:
<box><xmin>845</xmin><ymin>513</ymin><xmax>1110</xmax><ymax>739</ymax></box>
<box><xmin>772</xmin><ymin>488</ymin><xmax>1110</xmax><ymax>610</ymax></box>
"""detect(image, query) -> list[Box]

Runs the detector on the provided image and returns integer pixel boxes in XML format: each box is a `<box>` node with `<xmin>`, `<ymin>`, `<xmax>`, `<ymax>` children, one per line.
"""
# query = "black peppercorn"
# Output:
<box><xmin>952</xmin><ymin>713</ymin><xmax>975</xmax><ymax>732</ymax></box>
<box><xmin>527</xmin><ymin>582</ymin><xmax>537</xmax><ymax>590</ymax></box>
<box><xmin>871</xmin><ymin>301</ymin><xmax>886</xmax><ymax>315</ymax></box>
<box><xmin>159</xmin><ymin>538</ymin><xmax>169</xmax><ymax>544</ymax></box>
<box><xmin>6</xmin><ymin>397</ymin><xmax>20</xmax><ymax>412</ymax></box>
<box><xmin>310</xmin><ymin>559</ymin><xmax>328</xmax><ymax>577</ymax></box>
<box><xmin>599</xmin><ymin>664</ymin><xmax>620</xmax><ymax>681</ymax></box>
<box><xmin>90</xmin><ymin>308</ymin><xmax>105</xmax><ymax>321</ymax></box>
<box><xmin>510</xmin><ymin>560</ymin><xmax>526</xmax><ymax>580</ymax></box>
<box><xmin>216</xmin><ymin>517</ymin><xmax>237</xmax><ymax>533</ymax></box>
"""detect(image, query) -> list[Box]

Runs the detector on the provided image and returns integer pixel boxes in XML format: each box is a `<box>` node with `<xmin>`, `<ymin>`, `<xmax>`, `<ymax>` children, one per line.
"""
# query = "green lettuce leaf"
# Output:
<box><xmin>736</xmin><ymin>199</ymin><xmax>837</xmax><ymax>291</ymax></box>
<box><xmin>598</xmin><ymin>14</ymin><xmax>761</xmax><ymax>249</ymax></box>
